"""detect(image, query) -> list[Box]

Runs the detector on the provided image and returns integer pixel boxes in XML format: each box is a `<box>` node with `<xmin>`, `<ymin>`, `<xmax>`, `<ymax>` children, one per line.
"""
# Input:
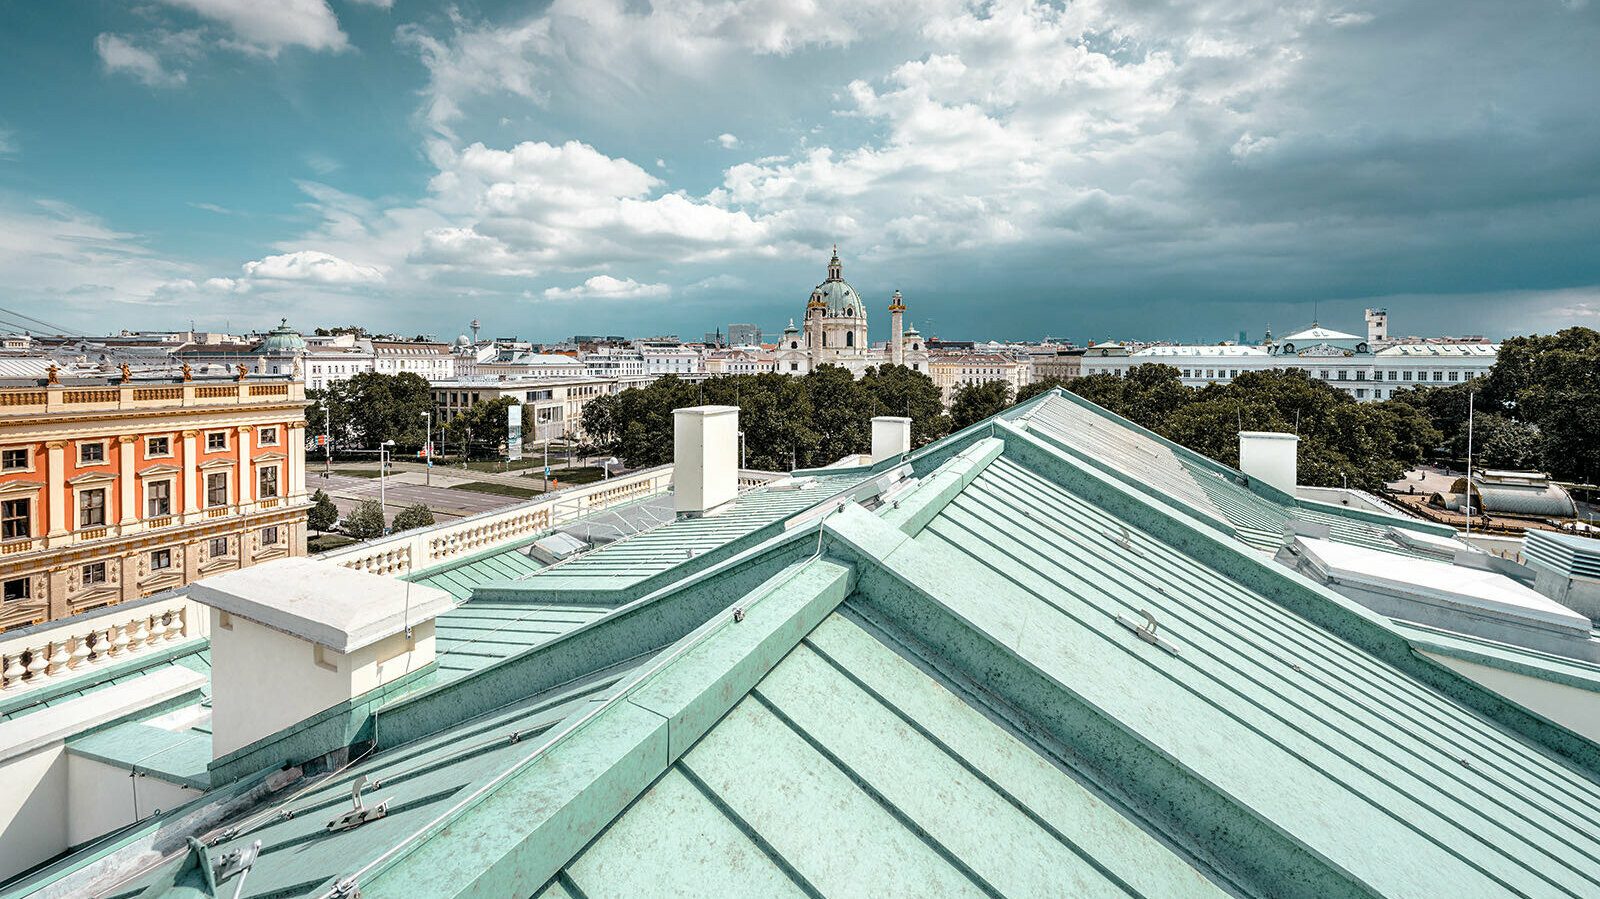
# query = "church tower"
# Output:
<box><xmin>889</xmin><ymin>289</ymin><xmax>905</xmax><ymax>366</ymax></box>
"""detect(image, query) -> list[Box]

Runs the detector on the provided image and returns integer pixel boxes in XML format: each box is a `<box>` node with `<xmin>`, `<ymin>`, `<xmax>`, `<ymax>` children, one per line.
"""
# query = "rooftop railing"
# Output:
<box><xmin>0</xmin><ymin>379</ymin><xmax>303</xmax><ymax>417</ymax></box>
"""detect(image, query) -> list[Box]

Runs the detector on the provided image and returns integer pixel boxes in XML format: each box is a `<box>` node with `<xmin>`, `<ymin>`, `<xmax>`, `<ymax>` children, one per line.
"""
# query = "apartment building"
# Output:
<box><xmin>0</xmin><ymin>373</ymin><xmax>309</xmax><ymax>632</ymax></box>
<box><xmin>928</xmin><ymin>352</ymin><xmax>1033</xmax><ymax>406</ymax></box>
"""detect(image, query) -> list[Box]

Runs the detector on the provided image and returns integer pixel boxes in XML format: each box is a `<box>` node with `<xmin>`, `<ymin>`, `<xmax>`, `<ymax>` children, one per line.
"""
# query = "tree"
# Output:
<box><xmin>391</xmin><ymin>503</ymin><xmax>436</xmax><ymax>532</ymax></box>
<box><xmin>1465</xmin><ymin>413</ymin><xmax>1541</xmax><ymax>470</ymax></box>
<box><xmin>1017</xmin><ymin>377</ymin><xmax>1073</xmax><ymax>403</ymax></box>
<box><xmin>950</xmin><ymin>380</ymin><xmax>1013</xmax><ymax>430</ymax></box>
<box><xmin>306</xmin><ymin>489</ymin><xmax>337</xmax><ymax>534</ymax></box>
<box><xmin>444</xmin><ymin>396</ymin><xmax>522</xmax><ymax>460</ymax></box>
<box><xmin>860</xmin><ymin>364</ymin><xmax>950</xmax><ymax>448</ymax></box>
<box><xmin>344</xmin><ymin>499</ymin><xmax>386</xmax><ymax>540</ymax></box>
<box><xmin>805</xmin><ymin>365</ymin><xmax>870</xmax><ymax>464</ymax></box>
<box><xmin>309</xmin><ymin>372</ymin><xmax>433</xmax><ymax>450</ymax></box>
<box><xmin>1486</xmin><ymin>327</ymin><xmax>1600</xmax><ymax>483</ymax></box>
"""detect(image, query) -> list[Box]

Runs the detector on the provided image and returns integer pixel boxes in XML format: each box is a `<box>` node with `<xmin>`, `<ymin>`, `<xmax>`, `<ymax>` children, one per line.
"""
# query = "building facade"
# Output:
<box><xmin>773</xmin><ymin>249</ymin><xmax>930</xmax><ymax>377</ymax></box>
<box><xmin>1079</xmin><ymin>320</ymin><xmax>1498</xmax><ymax>401</ymax></box>
<box><xmin>430</xmin><ymin>376</ymin><xmax>612</xmax><ymax>443</ymax></box>
<box><xmin>929</xmin><ymin>352</ymin><xmax>1033</xmax><ymax>406</ymax></box>
<box><xmin>0</xmin><ymin>375</ymin><xmax>309</xmax><ymax>632</ymax></box>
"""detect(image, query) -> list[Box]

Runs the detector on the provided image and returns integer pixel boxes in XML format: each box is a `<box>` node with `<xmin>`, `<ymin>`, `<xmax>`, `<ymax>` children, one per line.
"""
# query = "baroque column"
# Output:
<box><xmin>181</xmin><ymin>430</ymin><xmax>199</xmax><ymax>519</ymax></box>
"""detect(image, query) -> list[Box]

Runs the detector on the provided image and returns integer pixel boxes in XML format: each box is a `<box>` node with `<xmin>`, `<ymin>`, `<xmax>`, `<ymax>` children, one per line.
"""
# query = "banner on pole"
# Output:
<box><xmin>507</xmin><ymin>404</ymin><xmax>523</xmax><ymax>461</ymax></box>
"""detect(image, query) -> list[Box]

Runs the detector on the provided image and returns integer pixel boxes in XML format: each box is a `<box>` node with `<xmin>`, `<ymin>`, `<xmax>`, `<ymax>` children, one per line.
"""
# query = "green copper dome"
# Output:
<box><xmin>808</xmin><ymin>249</ymin><xmax>864</xmax><ymax>318</ymax></box>
<box><xmin>256</xmin><ymin>318</ymin><xmax>307</xmax><ymax>354</ymax></box>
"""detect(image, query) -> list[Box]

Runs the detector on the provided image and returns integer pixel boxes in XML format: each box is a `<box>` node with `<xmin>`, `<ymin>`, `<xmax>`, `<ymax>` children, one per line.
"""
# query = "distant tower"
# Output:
<box><xmin>889</xmin><ymin>289</ymin><xmax>906</xmax><ymax>366</ymax></box>
<box><xmin>471</xmin><ymin>319</ymin><xmax>480</xmax><ymax>344</ymax></box>
<box><xmin>1365</xmin><ymin>308</ymin><xmax>1388</xmax><ymax>343</ymax></box>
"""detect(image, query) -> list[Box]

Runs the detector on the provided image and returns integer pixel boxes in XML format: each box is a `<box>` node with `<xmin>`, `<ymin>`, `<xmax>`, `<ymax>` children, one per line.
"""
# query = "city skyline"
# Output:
<box><xmin>2</xmin><ymin>1</ymin><xmax>1598</xmax><ymax>343</ymax></box>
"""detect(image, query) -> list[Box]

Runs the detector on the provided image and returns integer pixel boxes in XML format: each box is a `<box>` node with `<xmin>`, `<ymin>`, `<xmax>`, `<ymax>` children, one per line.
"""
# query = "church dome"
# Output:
<box><xmin>255</xmin><ymin>319</ymin><xmax>306</xmax><ymax>355</ymax></box>
<box><xmin>456</xmin><ymin>334</ymin><xmax>471</xmax><ymax>347</ymax></box>
<box><xmin>812</xmin><ymin>279</ymin><xmax>862</xmax><ymax>318</ymax></box>
<box><xmin>811</xmin><ymin>248</ymin><xmax>863</xmax><ymax>318</ymax></box>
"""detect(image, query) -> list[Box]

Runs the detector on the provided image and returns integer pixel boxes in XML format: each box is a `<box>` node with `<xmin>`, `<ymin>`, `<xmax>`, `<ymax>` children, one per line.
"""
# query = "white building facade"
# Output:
<box><xmin>773</xmin><ymin>249</ymin><xmax>930</xmax><ymax>377</ymax></box>
<box><xmin>1079</xmin><ymin>320</ymin><xmax>1498</xmax><ymax>401</ymax></box>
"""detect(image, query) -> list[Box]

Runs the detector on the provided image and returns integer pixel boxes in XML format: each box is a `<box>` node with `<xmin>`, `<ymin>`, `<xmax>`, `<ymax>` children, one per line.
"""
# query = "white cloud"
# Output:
<box><xmin>717</xmin><ymin>133</ymin><xmax>741</xmax><ymax>149</ymax></box>
<box><xmin>241</xmin><ymin>250</ymin><xmax>385</xmax><ymax>283</ymax></box>
<box><xmin>542</xmin><ymin>275</ymin><xmax>670</xmax><ymax>300</ymax></box>
<box><xmin>95</xmin><ymin>33</ymin><xmax>189</xmax><ymax>87</ymax></box>
<box><xmin>347</xmin><ymin>0</ymin><xmax>393</xmax><ymax>7</ymax></box>
<box><xmin>0</xmin><ymin>127</ymin><xmax>15</xmax><ymax>157</ymax></box>
<box><xmin>153</xmin><ymin>0</ymin><xmax>347</xmax><ymax>55</ymax></box>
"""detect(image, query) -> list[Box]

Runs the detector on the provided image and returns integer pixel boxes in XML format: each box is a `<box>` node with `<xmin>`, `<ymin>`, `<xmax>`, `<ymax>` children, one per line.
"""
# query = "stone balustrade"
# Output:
<box><xmin>0</xmin><ymin>593</ymin><xmax>204</xmax><ymax>693</ymax></box>
<box><xmin>320</xmin><ymin>465</ymin><xmax>677</xmax><ymax>578</ymax></box>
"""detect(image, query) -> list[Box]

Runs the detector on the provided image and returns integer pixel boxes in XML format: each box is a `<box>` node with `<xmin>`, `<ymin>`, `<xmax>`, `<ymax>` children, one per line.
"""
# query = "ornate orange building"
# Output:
<box><xmin>0</xmin><ymin>371</ymin><xmax>309</xmax><ymax>631</ymax></box>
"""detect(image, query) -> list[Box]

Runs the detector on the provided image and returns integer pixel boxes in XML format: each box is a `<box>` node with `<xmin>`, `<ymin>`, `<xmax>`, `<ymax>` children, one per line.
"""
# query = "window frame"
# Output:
<box><xmin>146</xmin><ymin>435</ymin><xmax>172</xmax><ymax>458</ymax></box>
<box><xmin>78</xmin><ymin>488</ymin><xmax>106</xmax><ymax>528</ymax></box>
<box><xmin>205</xmin><ymin>430</ymin><xmax>229</xmax><ymax>452</ymax></box>
<box><xmin>262</xmin><ymin>525</ymin><xmax>280</xmax><ymax>546</ymax></box>
<box><xmin>257</xmin><ymin>426</ymin><xmax>279</xmax><ymax>446</ymax></box>
<box><xmin>0</xmin><ymin>447</ymin><xmax>31</xmax><ymax>472</ymax></box>
<box><xmin>151</xmin><ymin>548</ymin><xmax>172</xmax><ymax>571</ymax></box>
<box><xmin>1</xmin><ymin>498</ymin><xmax>30</xmax><ymax>541</ymax></box>
<box><xmin>78</xmin><ymin>440</ymin><xmax>108</xmax><ymax>466</ymax></box>
<box><xmin>81</xmin><ymin>561</ymin><xmax>107</xmax><ymax>586</ymax></box>
<box><xmin>3</xmin><ymin>577</ymin><xmax>29</xmax><ymax>603</ymax></box>
<box><xmin>205</xmin><ymin>471</ymin><xmax>229</xmax><ymax>508</ymax></box>
<box><xmin>146</xmin><ymin>480</ymin><xmax>173</xmax><ymax>517</ymax></box>
<box><xmin>257</xmin><ymin>465</ymin><xmax>279</xmax><ymax>499</ymax></box>
<box><xmin>209</xmin><ymin>536</ymin><xmax>229</xmax><ymax>558</ymax></box>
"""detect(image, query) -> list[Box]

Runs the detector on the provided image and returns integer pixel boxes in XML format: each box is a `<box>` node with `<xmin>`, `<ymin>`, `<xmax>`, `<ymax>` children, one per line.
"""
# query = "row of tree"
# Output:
<box><xmin>307</xmin><ymin>489</ymin><xmax>435</xmax><ymax>539</ymax></box>
<box><xmin>580</xmin><ymin>366</ymin><xmax>949</xmax><ymax>472</ymax></box>
<box><xmin>1387</xmin><ymin>327</ymin><xmax>1600</xmax><ymax>484</ymax></box>
<box><xmin>308</xmin><ymin>373</ymin><xmax>530</xmax><ymax>461</ymax></box>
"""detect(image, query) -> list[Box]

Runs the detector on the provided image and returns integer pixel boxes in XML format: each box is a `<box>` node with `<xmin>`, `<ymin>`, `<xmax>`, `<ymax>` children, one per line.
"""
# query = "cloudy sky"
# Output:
<box><xmin>1</xmin><ymin>1</ymin><xmax>1597</xmax><ymax>344</ymax></box>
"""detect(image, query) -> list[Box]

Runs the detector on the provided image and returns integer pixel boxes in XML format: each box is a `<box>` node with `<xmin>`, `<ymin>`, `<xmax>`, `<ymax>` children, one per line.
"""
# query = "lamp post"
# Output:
<box><xmin>422</xmin><ymin>411</ymin><xmax>432</xmax><ymax>486</ymax></box>
<box><xmin>380</xmin><ymin>439</ymin><xmax>395</xmax><ymax>531</ymax></box>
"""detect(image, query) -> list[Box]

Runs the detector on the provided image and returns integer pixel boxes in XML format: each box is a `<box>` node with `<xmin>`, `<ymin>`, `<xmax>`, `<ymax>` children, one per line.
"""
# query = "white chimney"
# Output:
<box><xmin>189</xmin><ymin>558</ymin><xmax>455</xmax><ymax>760</ymax></box>
<box><xmin>871</xmin><ymin>416</ymin><xmax>913</xmax><ymax>461</ymax></box>
<box><xmin>673</xmin><ymin>405</ymin><xmax>740</xmax><ymax>516</ymax></box>
<box><xmin>1238</xmin><ymin>431</ymin><xmax>1299</xmax><ymax>494</ymax></box>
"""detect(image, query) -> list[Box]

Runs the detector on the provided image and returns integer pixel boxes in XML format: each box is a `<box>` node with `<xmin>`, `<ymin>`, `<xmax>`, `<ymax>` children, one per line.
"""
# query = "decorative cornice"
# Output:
<box><xmin>198</xmin><ymin>458</ymin><xmax>237</xmax><ymax>470</ymax></box>
<box><xmin>136</xmin><ymin>464</ymin><xmax>183</xmax><ymax>478</ymax></box>
<box><xmin>0</xmin><ymin>479</ymin><xmax>46</xmax><ymax>495</ymax></box>
<box><xmin>45</xmin><ymin>441</ymin><xmax>67</xmax><ymax>450</ymax></box>
<box><xmin>117</xmin><ymin>435</ymin><xmax>139</xmax><ymax>444</ymax></box>
<box><xmin>65</xmin><ymin>471</ymin><xmax>118</xmax><ymax>486</ymax></box>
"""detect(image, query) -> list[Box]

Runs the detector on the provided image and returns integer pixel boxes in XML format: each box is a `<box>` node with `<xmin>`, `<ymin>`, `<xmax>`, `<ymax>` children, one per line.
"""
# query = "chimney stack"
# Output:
<box><xmin>673</xmin><ymin>405</ymin><xmax>740</xmax><ymax>516</ymax></box>
<box><xmin>871</xmin><ymin>416</ymin><xmax>912</xmax><ymax>461</ymax></box>
<box><xmin>1238</xmin><ymin>431</ymin><xmax>1299</xmax><ymax>495</ymax></box>
<box><xmin>190</xmin><ymin>558</ymin><xmax>455</xmax><ymax>760</ymax></box>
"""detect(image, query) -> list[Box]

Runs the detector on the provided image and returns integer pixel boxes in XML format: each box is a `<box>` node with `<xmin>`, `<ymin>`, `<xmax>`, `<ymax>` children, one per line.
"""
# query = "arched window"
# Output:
<box><xmin>822</xmin><ymin>332</ymin><xmax>828</xmax><ymax>347</ymax></box>
<box><xmin>846</xmin><ymin>331</ymin><xmax>854</xmax><ymax>348</ymax></box>
<box><xmin>790</xmin><ymin>341</ymin><xmax>798</xmax><ymax>349</ymax></box>
<box><xmin>845</xmin><ymin>307</ymin><xmax>853</xmax><ymax>317</ymax></box>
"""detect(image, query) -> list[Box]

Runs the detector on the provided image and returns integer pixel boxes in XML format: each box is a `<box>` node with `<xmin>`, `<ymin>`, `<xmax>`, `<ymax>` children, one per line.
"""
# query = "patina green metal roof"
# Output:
<box><xmin>1016</xmin><ymin>391</ymin><xmax>1460</xmax><ymax>556</ymax></box>
<box><xmin>14</xmin><ymin>392</ymin><xmax>1600</xmax><ymax>899</ymax></box>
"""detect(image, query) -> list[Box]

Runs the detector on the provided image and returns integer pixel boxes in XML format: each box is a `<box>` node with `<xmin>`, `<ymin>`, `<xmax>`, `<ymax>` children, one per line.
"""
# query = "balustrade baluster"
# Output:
<box><xmin>27</xmin><ymin>646</ymin><xmax>50</xmax><ymax>681</ymax></box>
<box><xmin>69</xmin><ymin>637</ymin><xmax>90</xmax><ymax>669</ymax></box>
<box><xmin>2</xmin><ymin>654</ymin><xmax>24</xmax><ymax>689</ymax></box>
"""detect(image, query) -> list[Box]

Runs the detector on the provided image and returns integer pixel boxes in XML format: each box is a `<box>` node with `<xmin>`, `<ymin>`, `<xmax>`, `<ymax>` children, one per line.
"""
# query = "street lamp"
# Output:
<box><xmin>380</xmin><ymin>439</ymin><xmax>395</xmax><ymax>529</ymax></box>
<box><xmin>422</xmin><ymin>411</ymin><xmax>432</xmax><ymax>486</ymax></box>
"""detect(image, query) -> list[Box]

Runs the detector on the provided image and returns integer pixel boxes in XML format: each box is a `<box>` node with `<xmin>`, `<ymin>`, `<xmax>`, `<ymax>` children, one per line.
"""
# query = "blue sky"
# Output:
<box><xmin>2</xmin><ymin>0</ymin><xmax>1598</xmax><ymax>345</ymax></box>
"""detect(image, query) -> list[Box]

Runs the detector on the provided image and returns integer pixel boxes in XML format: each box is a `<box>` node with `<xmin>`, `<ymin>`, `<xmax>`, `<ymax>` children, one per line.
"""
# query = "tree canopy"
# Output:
<box><xmin>1389</xmin><ymin>327</ymin><xmax>1600</xmax><ymax>483</ymax></box>
<box><xmin>1043</xmin><ymin>365</ymin><xmax>1439</xmax><ymax>491</ymax></box>
<box><xmin>443</xmin><ymin>396</ymin><xmax>522</xmax><ymax>460</ymax></box>
<box><xmin>307</xmin><ymin>372</ymin><xmax>432</xmax><ymax>451</ymax></box>
<box><xmin>581</xmin><ymin>365</ymin><xmax>949</xmax><ymax>471</ymax></box>
<box><xmin>306</xmin><ymin>489</ymin><xmax>337</xmax><ymax>534</ymax></box>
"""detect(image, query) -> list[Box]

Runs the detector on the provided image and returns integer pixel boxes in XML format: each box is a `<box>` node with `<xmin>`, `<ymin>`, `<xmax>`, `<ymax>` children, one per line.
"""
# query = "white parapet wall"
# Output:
<box><xmin>317</xmin><ymin>465</ymin><xmax>676</xmax><ymax>578</ymax></box>
<box><xmin>0</xmin><ymin>592</ymin><xmax>207</xmax><ymax>695</ymax></box>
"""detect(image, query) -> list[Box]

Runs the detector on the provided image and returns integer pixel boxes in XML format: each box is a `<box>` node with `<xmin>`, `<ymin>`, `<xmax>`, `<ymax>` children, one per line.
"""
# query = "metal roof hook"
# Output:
<box><xmin>326</xmin><ymin>775</ymin><xmax>391</xmax><ymax>832</ymax></box>
<box><xmin>1115</xmin><ymin>607</ymin><xmax>1180</xmax><ymax>656</ymax></box>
